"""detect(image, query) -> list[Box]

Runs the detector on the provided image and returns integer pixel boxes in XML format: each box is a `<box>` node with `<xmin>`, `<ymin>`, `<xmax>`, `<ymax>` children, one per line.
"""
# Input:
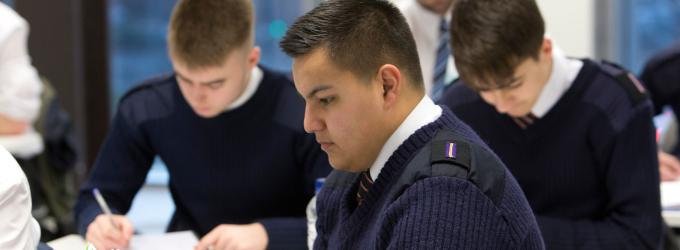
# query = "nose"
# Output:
<box><xmin>303</xmin><ymin>105</ymin><xmax>324</xmax><ymax>134</ymax></box>
<box><xmin>488</xmin><ymin>91</ymin><xmax>512</xmax><ymax>114</ymax></box>
<box><xmin>494</xmin><ymin>97</ymin><xmax>511</xmax><ymax>114</ymax></box>
<box><xmin>191</xmin><ymin>85</ymin><xmax>208</xmax><ymax>102</ymax></box>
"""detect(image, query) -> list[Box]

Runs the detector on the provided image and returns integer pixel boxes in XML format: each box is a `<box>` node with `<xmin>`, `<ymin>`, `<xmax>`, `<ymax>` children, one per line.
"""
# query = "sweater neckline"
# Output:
<box><xmin>497</xmin><ymin>59</ymin><xmax>600</xmax><ymax>140</ymax></box>
<box><xmin>335</xmin><ymin>108</ymin><xmax>458</xmax><ymax>239</ymax></box>
<box><xmin>174</xmin><ymin>66</ymin><xmax>274</xmax><ymax>121</ymax></box>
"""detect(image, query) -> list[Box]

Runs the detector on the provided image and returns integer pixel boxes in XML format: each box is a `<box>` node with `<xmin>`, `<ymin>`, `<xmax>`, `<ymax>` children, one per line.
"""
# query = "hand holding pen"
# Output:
<box><xmin>85</xmin><ymin>188</ymin><xmax>135</xmax><ymax>250</ymax></box>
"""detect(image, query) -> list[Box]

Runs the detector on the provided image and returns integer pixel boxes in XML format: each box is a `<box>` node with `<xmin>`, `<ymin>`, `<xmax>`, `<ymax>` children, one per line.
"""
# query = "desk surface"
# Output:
<box><xmin>47</xmin><ymin>231</ymin><xmax>198</xmax><ymax>250</ymax></box>
<box><xmin>47</xmin><ymin>234</ymin><xmax>85</xmax><ymax>250</ymax></box>
<box><xmin>664</xmin><ymin>210</ymin><xmax>680</xmax><ymax>228</ymax></box>
<box><xmin>662</xmin><ymin>180</ymin><xmax>680</xmax><ymax>227</ymax></box>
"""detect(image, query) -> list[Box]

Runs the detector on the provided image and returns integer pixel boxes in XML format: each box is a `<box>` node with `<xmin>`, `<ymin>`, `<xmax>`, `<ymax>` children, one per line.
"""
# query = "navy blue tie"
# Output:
<box><xmin>431</xmin><ymin>18</ymin><xmax>450</xmax><ymax>101</ymax></box>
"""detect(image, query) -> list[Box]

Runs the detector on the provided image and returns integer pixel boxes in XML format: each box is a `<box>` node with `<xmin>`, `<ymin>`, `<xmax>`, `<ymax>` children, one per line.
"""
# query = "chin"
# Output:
<box><xmin>508</xmin><ymin>109</ymin><xmax>531</xmax><ymax>117</ymax></box>
<box><xmin>507</xmin><ymin>111</ymin><xmax>524</xmax><ymax>117</ymax></box>
<box><xmin>194</xmin><ymin>109</ymin><xmax>219</xmax><ymax>118</ymax></box>
<box><xmin>328</xmin><ymin>157</ymin><xmax>352</xmax><ymax>172</ymax></box>
<box><xmin>330</xmin><ymin>158</ymin><xmax>367</xmax><ymax>173</ymax></box>
<box><xmin>327</xmin><ymin>157</ymin><xmax>341</xmax><ymax>170</ymax></box>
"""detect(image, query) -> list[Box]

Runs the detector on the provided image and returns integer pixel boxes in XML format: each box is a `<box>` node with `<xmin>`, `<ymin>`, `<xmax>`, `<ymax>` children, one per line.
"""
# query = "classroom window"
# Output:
<box><xmin>107</xmin><ymin>0</ymin><xmax>320</xmax><ymax>232</ymax></box>
<box><xmin>0</xmin><ymin>0</ymin><xmax>14</xmax><ymax>7</ymax></box>
<box><xmin>108</xmin><ymin>0</ymin><xmax>319</xmax><ymax>111</ymax></box>
<box><xmin>618</xmin><ymin>0</ymin><xmax>680</xmax><ymax>73</ymax></box>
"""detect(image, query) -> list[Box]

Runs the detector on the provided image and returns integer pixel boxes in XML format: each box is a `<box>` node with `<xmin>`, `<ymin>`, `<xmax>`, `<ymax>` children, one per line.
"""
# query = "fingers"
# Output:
<box><xmin>114</xmin><ymin>216</ymin><xmax>135</xmax><ymax>240</ymax></box>
<box><xmin>195</xmin><ymin>225</ymin><xmax>222</xmax><ymax>250</ymax></box>
<box><xmin>194</xmin><ymin>223</ymin><xmax>268</xmax><ymax>250</ymax></box>
<box><xmin>215</xmin><ymin>233</ymin><xmax>234</xmax><ymax>250</ymax></box>
<box><xmin>661</xmin><ymin>165</ymin><xmax>674</xmax><ymax>182</ymax></box>
<box><xmin>661</xmin><ymin>164</ymin><xmax>680</xmax><ymax>182</ymax></box>
<box><xmin>86</xmin><ymin>214</ymin><xmax>133</xmax><ymax>249</ymax></box>
<box><xmin>659</xmin><ymin>151</ymin><xmax>680</xmax><ymax>181</ymax></box>
<box><xmin>659</xmin><ymin>151</ymin><xmax>680</xmax><ymax>167</ymax></box>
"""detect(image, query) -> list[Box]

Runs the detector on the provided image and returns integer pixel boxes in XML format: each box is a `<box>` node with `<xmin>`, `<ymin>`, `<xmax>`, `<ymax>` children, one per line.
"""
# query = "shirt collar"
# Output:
<box><xmin>369</xmin><ymin>96</ymin><xmax>443</xmax><ymax>180</ymax></box>
<box><xmin>530</xmin><ymin>46</ymin><xmax>583</xmax><ymax>118</ymax></box>
<box><xmin>404</xmin><ymin>1</ymin><xmax>452</xmax><ymax>43</ymax></box>
<box><xmin>226</xmin><ymin>66</ymin><xmax>263</xmax><ymax>111</ymax></box>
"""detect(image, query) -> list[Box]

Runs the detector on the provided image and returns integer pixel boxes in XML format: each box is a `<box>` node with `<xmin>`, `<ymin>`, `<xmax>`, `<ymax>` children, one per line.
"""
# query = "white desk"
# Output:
<box><xmin>47</xmin><ymin>231</ymin><xmax>197</xmax><ymax>250</ymax></box>
<box><xmin>47</xmin><ymin>234</ymin><xmax>85</xmax><ymax>249</ymax></box>
<box><xmin>664</xmin><ymin>210</ymin><xmax>680</xmax><ymax>228</ymax></box>
<box><xmin>662</xmin><ymin>179</ymin><xmax>680</xmax><ymax>228</ymax></box>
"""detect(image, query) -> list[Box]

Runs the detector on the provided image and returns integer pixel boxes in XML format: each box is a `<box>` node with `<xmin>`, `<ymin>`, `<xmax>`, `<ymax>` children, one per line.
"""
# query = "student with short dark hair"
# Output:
<box><xmin>74</xmin><ymin>0</ymin><xmax>331</xmax><ymax>249</ymax></box>
<box><xmin>440</xmin><ymin>0</ymin><xmax>663</xmax><ymax>249</ymax></box>
<box><xmin>280</xmin><ymin>0</ymin><xmax>544</xmax><ymax>248</ymax></box>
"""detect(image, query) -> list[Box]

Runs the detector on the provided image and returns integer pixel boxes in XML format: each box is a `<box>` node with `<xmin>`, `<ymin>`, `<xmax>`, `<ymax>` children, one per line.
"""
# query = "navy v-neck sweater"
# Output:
<box><xmin>74</xmin><ymin>67</ymin><xmax>331</xmax><ymax>249</ymax></box>
<box><xmin>315</xmin><ymin>108</ymin><xmax>544</xmax><ymax>249</ymax></box>
<box><xmin>441</xmin><ymin>59</ymin><xmax>662</xmax><ymax>249</ymax></box>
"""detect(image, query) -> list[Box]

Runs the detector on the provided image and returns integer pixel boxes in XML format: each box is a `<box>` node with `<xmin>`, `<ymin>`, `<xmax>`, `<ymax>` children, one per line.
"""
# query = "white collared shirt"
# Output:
<box><xmin>0</xmin><ymin>128</ymin><xmax>43</xmax><ymax>159</ymax></box>
<box><xmin>369</xmin><ymin>96</ymin><xmax>442</xmax><ymax>180</ymax></box>
<box><xmin>396</xmin><ymin>0</ymin><xmax>458</xmax><ymax>95</ymax></box>
<box><xmin>0</xmin><ymin>2</ymin><xmax>44</xmax><ymax>158</ymax></box>
<box><xmin>531</xmin><ymin>46</ymin><xmax>584</xmax><ymax>118</ymax></box>
<box><xmin>0</xmin><ymin>145</ymin><xmax>41</xmax><ymax>250</ymax></box>
<box><xmin>226</xmin><ymin>66</ymin><xmax>263</xmax><ymax>111</ymax></box>
<box><xmin>0</xmin><ymin>3</ymin><xmax>42</xmax><ymax>122</ymax></box>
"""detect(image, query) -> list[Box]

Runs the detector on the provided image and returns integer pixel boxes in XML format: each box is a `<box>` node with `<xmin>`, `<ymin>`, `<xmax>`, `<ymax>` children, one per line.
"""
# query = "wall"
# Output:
<box><xmin>537</xmin><ymin>0</ymin><xmax>596</xmax><ymax>58</ymax></box>
<box><xmin>391</xmin><ymin>0</ymin><xmax>597</xmax><ymax>58</ymax></box>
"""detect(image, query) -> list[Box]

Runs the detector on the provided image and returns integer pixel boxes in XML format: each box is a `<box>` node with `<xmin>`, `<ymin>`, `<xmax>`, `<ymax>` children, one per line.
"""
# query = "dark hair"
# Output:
<box><xmin>280</xmin><ymin>0</ymin><xmax>424</xmax><ymax>90</ymax></box>
<box><xmin>451</xmin><ymin>0</ymin><xmax>545</xmax><ymax>91</ymax></box>
<box><xmin>168</xmin><ymin>0</ymin><xmax>253</xmax><ymax>69</ymax></box>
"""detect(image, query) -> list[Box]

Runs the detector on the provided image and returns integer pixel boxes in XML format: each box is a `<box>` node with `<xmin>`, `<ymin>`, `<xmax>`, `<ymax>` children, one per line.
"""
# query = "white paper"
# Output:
<box><xmin>47</xmin><ymin>234</ymin><xmax>87</xmax><ymax>250</ymax></box>
<box><xmin>47</xmin><ymin>231</ymin><xmax>198</xmax><ymax>250</ymax></box>
<box><xmin>129</xmin><ymin>231</ymin><xmax>198</xmax><ymax>249</ymax></box>
<box><xmin>661</xmin><ymin>179</ymin><xmax>680</xmax><ymax>209</ymax></box>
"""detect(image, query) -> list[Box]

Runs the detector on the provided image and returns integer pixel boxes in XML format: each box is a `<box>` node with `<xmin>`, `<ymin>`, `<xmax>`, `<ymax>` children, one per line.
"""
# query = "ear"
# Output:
<box><xmin>540</xmin><ymin>37</ymin><xmax>553</xmax><ymax>60</ymax></box>
<box><xmin>377</xmin><ymin>64</ymin><xmax>402</xmax><ymax>109</ymax></box>
<box><xmin>247</xmin><ymin>46</ymin><xmax>261</xmax><ymax>70</ymax></box>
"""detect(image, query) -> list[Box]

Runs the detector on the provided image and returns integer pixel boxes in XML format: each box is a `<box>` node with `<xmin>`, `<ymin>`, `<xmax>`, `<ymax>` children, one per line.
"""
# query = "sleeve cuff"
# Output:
<box><xmin>258</xmin><ymin>217</ymin><xmax>307</xmax><ymax>250</ymax></box>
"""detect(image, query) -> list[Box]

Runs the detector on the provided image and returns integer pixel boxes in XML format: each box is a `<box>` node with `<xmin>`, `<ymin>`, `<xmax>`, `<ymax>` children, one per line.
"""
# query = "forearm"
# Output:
<box><xmin>74</xmin><ymin>197</ymin><xmax>105</xmax><ymax>236</ymax></box>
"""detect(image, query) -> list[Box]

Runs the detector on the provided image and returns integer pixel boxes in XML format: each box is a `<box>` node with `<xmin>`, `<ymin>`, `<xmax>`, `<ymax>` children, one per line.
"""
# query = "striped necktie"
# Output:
<box><xmin>430</xmin><ymin>18</ymin><xmax>450</xmax><ymax>101</ymax></box>
<box><xmin>512</xmin><ymin>113</ymin><xmax>538</xmax><ymax>129</ymax></box>
<box><xmin>356</xmin><ymin>171</ymin><xmax>373</xmax><ymax>207</ymax></box>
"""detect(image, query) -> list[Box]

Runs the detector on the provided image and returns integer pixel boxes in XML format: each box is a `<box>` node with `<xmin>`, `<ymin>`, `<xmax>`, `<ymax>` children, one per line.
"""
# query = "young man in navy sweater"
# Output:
<box><xmin>280</xmin><ymin>0</ymin><xmax>544</xmax><ymax>249</ymax></box>
<box><xmin>440</xmin><ymin>0</ymin><xmax>663</xmax><ymax>249</ymax></box>
<box><xmin>73</xmin><ymin>0</ymin><xmax>331</xmax><ymax>249</ymax></box>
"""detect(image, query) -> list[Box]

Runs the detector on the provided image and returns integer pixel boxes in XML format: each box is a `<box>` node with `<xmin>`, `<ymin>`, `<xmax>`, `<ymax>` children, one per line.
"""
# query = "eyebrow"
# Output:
<box><xmin>501</xmin><ymin>75</ymin><xmax>524</xmax><ymax>88</ymax></box>
<box><xmin>175</xmin><ymin>72</ymin><xmax>227</xmax><ymax>85</ymax></box>
<box><xmin>305</xmin><ymin>85</ymin><xmax>333</xmax><ymax>99</ymax></box>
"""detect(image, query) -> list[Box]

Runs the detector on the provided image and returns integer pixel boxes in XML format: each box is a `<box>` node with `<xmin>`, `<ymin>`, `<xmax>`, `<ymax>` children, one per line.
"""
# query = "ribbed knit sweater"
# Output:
<box><xmin>314</xmin><ymin>108</ymin><xmax>544</xmax><ymax>249</ymax></box>
<box><xmin>74</xmin><ymin>67</ymin><xmax>332</xmax><ymax>249</ymax></box>
<box><xmin>442</xmin><ymin>59</ymin><xmax>662</xmax><ymax>249</ymax></box>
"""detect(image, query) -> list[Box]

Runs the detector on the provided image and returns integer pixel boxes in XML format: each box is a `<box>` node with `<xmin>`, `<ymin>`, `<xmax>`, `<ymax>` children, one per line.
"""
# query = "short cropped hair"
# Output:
<box><xmin>280</xmin><ymin>0</ymin><xmax>424</xmax><ymax>90</ymax></box>
<box><xmin>168</xmin><ymin>0</ymin><xmax>253</xmax><ymax>69</ymax></box>
<box><xmin>451</xmin><ymin>0</ymin><xmax>545</xmax><ymax>91</ymax></box>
